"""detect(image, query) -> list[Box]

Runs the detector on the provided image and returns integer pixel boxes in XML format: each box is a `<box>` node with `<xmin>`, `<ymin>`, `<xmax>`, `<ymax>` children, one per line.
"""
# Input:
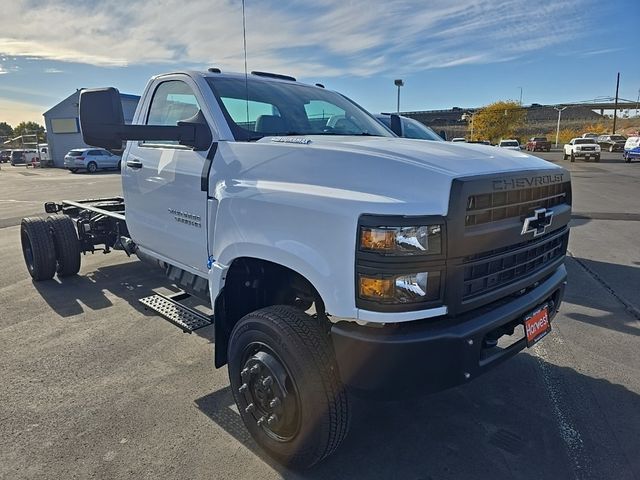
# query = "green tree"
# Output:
<box><xmin>13</xmin><ymin>121</ymin><xmax>46</xmax><ymax>142</ymax></box>
<box><xmin>0</xmin><ymin>121</ymin><xmax>13</xmax><ymax>141</ymax></box>
<box><xmin>469</xmin><ymin>101</ymin><xmax>526</xmax><ymax>144</ymax></box>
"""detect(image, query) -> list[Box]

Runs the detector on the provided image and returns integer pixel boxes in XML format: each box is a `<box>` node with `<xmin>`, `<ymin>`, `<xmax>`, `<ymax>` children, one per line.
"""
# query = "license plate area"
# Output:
<box><xmin>524</xmin><ymin>304</ymin><xmax>550</xmax><ymax>347</ymax></box>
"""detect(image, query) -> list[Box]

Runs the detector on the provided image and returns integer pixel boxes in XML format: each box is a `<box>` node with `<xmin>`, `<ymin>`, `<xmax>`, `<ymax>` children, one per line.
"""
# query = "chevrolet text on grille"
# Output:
<box><xmin>492</xmin><ymin>174</ymin><xmax>565</xmax><ymax>191</ymax></box>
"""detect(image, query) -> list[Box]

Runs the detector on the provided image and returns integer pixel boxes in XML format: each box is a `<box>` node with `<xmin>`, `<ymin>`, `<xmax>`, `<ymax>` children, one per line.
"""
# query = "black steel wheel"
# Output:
<box><xmin>46</xmin><ymin>215</ymin><xmax>81</xmax><ymax>277</ymax></box>
<box><xmin>228</xmin><ymin>305</ymin><xmax>350</xmax><ymax>469</ymax></box>
<box><xmin>20</xmin><ymin>217</ymin><xmax>56</xmax><ymax>281</ymax></box>
<box><xmin>87</xmin><ymin>161</ymin><xmax>98</xmax><ymax>173</ymax></box>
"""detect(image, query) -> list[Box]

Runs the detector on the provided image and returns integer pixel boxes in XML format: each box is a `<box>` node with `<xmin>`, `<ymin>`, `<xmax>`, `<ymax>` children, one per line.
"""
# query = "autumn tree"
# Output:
<box><xmin>13</xmin><ymin>121</ymin><xmax>46</xmax><ymax>142</ymax></box>
<box><xmin>468</xmin><ymin>101</ymin><xmax>526</xmax><ymax>144</ymax></box>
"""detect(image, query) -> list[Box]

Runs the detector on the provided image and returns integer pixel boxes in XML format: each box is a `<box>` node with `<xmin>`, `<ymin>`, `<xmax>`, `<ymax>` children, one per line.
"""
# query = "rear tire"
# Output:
<box><xmin>69</xmin><ymin>168</ymin><xmax>78</xmax><ymax>173</ymax></box>
<box><xmin>570</xmin><ymin>152</ymin><xmax>575</xmax><ymax>162</ymax></box>
<box><xmin>87</xmin><ymin>161</ymin><xmax>98</xmax><ymax>173</ymax></box>
<box><xmin>46</xmin><ymin>215</ymin><xmax>81</xmax><ymax>277</ymax></box>
<box><xmin>562</xmin><ymin>152</ymin><xmax>568</xmax><ymax>160</ymax></box>
<box><xmin>228</xmin><ymin>305</ymin><xmax>350</xmax><ymax>469</ymax></box>
<box><xmin>20</xmin><ymin>217</ymin><xmax>57</xmax><ymax>281</ymax></box>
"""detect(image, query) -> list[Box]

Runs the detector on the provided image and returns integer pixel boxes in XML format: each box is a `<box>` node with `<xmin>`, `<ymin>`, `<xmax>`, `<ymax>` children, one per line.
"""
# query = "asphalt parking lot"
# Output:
<box><xmin>1</xmin><ymin>153</ymin><xmax>639</xmax><ymax>480</ymax></box>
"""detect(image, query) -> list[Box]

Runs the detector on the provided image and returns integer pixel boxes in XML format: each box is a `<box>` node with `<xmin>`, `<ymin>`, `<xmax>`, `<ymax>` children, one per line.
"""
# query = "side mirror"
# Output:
<box><xmin>79</xmin><ymin>87</ymin><xmax>212</xmax><ymax>152</ymax></box>
<box><xmin>389</xmin><ymin>114</ymin><xmax>403</xmax><ymax>137</ymax></box>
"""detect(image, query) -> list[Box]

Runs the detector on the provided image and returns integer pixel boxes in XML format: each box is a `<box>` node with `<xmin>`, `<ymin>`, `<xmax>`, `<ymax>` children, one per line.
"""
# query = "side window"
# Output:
<box><xmin>145</xmin><ymin>80</ymin><xmax>201</xmax><ymax>145</ymax></box>
<box><xmin>219</xmin><ymin>98</ymin><xmax>281</xmax><ymax>133</ymax></box>
<box><xmin>88</xmin><ymin>150</ymin><xmax>101</xmax><ymax>156</ymax></box>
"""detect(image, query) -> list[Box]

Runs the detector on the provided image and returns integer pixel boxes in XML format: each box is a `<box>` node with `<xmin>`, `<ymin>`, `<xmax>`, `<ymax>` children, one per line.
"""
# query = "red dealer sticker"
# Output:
<box><xmin>524</xmin><ymin>305</ymin><xmax>551</xmax><ymax>347</ymax></box>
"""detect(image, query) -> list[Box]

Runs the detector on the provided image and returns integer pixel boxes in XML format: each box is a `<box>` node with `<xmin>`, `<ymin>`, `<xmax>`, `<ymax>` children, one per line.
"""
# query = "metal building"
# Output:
<box><xmin>43</xmin><ymin>90</ymin><xmax>139</xmax><ymax>167</ymax></box>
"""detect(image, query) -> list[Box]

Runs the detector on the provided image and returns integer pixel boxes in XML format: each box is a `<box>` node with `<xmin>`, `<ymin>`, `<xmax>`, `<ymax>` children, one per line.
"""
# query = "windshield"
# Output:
<box><xmin>575</xmin><ymin>139</ymin><xmax>595</xmax><ymax>144</ymax></box>
<box><xmin>68</xmin><ymin>151</ymin><xmax>85</xmax><ymax>156</ymax></box>
<box><xmin>402</xmin><ymin>117</ymin><xmax>444</xmax><ymax>141</ymax></box>
<box><xmin>500</xmin><ymin>141</ymin><xmax>519</xmax><ymax>146</ymax></box>
<box><xmin>207</xmin><ymin>77</ymin><xmax>392</xmax><ymax>141</ymax></box>
<box><xmin>610</xmin><ymin>135</ymin><xmax>626</xmax><ymax>141</ymax></box>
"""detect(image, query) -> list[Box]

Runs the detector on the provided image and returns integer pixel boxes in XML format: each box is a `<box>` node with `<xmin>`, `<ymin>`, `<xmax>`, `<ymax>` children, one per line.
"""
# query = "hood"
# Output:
<box><xmin>221</xmin><ymin>135</ymin><xmax>563</xmax><ymax>216</ymax></box>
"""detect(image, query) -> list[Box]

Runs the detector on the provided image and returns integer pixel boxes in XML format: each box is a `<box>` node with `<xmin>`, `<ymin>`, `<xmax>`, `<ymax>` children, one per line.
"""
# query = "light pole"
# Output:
<box><xmin>394</xmin><ymin>79</ymin><xmax>404</xmax><ymax>114</ymax></box>
<box><xmin>554</xmin><ymin>106</ymin><xmax>567</xmax><ymax>148</ymax></box>
<box><xmin>461</xmin><ymin>112</ymin><xmax>474</xmax><ymax>141</ymax></box>
<box><xmin>518</xmin><ymin>87</ymin><xmax>523</xmax><ymax>106</ymax></box>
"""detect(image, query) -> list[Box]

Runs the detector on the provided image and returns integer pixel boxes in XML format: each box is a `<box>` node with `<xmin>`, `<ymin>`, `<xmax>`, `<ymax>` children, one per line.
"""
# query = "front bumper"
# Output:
<box><xmin>573</xmin><ymin>150</ymin><xmax>600</xmax><ymax>158</ymax></box>
<box><xmin>331</xmin><ymin>264</ymin><xmax>567</xmax><ymax>398</ymax></box>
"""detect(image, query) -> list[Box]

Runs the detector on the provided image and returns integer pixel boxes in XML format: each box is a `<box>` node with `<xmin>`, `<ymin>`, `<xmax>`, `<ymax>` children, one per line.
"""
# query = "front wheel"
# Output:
<box><xmin>228</xmin><ymin>306</ymin><xmax>350</xmax><ymax>469</ymax></box>
<box><xmin>594</xmin><ymin>155</ymin><xmax>600</xmax><ymax>163</ymax></box>
<box><xmin>87</xmin><ymin>161</ymin><xmax>98</xmax><ymax>173</ymax></box>
<box><xmin>570</xmin><ymin>152</ymin><xmax>575</xmax><ymax>162</ymax></box>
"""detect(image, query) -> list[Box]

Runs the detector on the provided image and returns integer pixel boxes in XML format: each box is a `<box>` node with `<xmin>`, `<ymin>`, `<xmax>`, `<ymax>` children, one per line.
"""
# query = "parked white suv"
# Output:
<box><xmin>498</xmin><ymin>139</ymin><xmax>520</xmax><ymax>151</ymax></box>
<box><xmin>563</xmin><ymin>137</ymin><xmax>600</xmax><ymax>162</ymax></box>
<box><xmin>64</xmin><ymin>148</ymin><xmax>121</xmax><ymax>173</ymax></box>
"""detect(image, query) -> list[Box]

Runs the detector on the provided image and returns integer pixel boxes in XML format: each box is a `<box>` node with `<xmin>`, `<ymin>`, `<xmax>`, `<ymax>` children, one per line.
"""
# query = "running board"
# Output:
<box><xmin>139</xmin><ymin>292</ymin><xmax>213</xmax><ymax>333</ymax></box>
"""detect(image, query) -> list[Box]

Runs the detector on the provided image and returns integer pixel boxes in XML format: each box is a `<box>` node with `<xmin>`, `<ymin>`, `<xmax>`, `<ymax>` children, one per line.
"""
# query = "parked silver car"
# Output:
<box><xmin>63</xmin><ymin>148</ymin><xmax>121</xmax><ymax>173</ymax></box>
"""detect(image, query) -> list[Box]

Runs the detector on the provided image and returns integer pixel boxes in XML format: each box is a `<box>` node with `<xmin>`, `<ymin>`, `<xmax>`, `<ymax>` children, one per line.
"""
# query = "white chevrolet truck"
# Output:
<box><xmin>20</xmin><ymin>69</ymin><xmax>571</xmax><ymax>468</ymax></box>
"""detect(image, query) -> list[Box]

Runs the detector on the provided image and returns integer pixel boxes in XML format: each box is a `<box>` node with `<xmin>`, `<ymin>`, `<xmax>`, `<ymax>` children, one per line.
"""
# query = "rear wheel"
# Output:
<box><xmin>228</xmin><ymin>306</ymin><xmax>350</xmax><ymax>469</ymax></box>
<box><xmin>69</xmin><ymin>168</ymin><xmax>78</xmax><ymax>173</ymax></box>
<box><xmin>87</xmin><ymin>161</ymin><xmax>98</xmax><ymax>173</ymax></box>
<box><xmin>562</xmin><ymin>152</ymin><xmax>568</xmax><ymax>160</ymax></box>
<box><xmin>20</xmin><ymin>217</ymin><xmax>57</xmax><ymax>281</ymax></box>
<box><xmin>46</xmin><ymin>215</ymin><xmax>81</xmax><ymax>277</ymax></box>
<box><xmin>570</xmin><ymin>152</ymin><xmax>575</xmax><ymax>162</ymax></box>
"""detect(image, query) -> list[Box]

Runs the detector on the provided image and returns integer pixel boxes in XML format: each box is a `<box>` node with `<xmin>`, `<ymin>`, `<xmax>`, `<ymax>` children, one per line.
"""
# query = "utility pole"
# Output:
<box><xmin>636</xmin><ymin>88</ymin><xmax>639</xmax><ymax>117</ymax></box>
<box><xmin>394</xmin><ymin>79</ymin><xmax>404</xmax><ymax>114</ymax></box>
<box><xmin>612</xmin><ymin>72</ymin><xmax>620</xmax><ymax>133</ymax></box>
<box><xmin>554</xmin><ymin>106</ymin><xmax>567</xmax><ymax>148</ymax></box>
<box><xmin>518</xmin><ymin>87</ymin><xmax>523</xmax><ymax>106</ymax></box>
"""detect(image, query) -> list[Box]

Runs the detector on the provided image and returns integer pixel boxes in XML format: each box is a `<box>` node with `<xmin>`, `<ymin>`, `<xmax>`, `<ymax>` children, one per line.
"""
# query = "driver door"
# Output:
<box><xmin>122</xmin><ymin>76</ymin><xmax>213</xmax><ymax>274</ymax></box>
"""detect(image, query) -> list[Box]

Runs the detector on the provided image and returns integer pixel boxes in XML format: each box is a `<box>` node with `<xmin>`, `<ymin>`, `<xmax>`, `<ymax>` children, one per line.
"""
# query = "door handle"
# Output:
<box><xmin>126</xmin><ymin>159</ymin><xmax>143</xmax><ymax>169</ymax></box>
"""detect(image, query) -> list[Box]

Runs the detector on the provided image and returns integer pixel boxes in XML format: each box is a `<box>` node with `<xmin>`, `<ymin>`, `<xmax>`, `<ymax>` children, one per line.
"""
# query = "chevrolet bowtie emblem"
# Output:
<box><xmin>522</xmin><ymin>208</ymin><xmax>554</xmax><ymax>237</ymax></box>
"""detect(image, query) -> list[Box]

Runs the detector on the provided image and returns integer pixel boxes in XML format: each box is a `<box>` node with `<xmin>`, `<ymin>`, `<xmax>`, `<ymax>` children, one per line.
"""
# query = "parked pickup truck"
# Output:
<box><xmin>596</xmin><ymin>134</ymin><xmax>626</xmax><ymax>152</ymax></box>
<box><xmin>563</xmin><ymin>137</ymin><xmax>601</xmax><ymax>162</ymax></box>
<box><xmin>19</xmin><ymin>69</ymin><xmax>571</xmax><ymax>468</ymax></box>
<box><xmin>526</xmin><ymin>137</ymin><xmax>551</xmax><ymax>152</ymax></box>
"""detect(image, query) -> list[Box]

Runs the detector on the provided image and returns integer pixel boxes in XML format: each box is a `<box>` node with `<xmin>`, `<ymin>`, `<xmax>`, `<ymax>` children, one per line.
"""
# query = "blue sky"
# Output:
<box><xmin>0</xmin><ymin>0</ymin><xmax>638</xmax><ymax>126</ymax></box>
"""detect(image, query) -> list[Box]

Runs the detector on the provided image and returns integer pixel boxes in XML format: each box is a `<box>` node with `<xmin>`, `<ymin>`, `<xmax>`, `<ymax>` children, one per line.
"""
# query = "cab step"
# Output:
<box><xmin>139</xmin><ymin>292</ymin><xmax>213</xmax><ymax>333</ymax></box>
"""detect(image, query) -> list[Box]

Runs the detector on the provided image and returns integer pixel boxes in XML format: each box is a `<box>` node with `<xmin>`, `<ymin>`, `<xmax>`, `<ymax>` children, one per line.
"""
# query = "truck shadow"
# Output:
<box><xmin>31</xmin><ymin>258</ymin><xmax>216</xmax><ymax>342</ymax></box>
<box><xmin>32</xmin><ymin>258</ymin><xmax>174</xmax><ymax>318</ymax></box>
<box><xmin>194</xmin><ymin>355</ymin><xmax>640</xmax><ymax>480</ymax></box>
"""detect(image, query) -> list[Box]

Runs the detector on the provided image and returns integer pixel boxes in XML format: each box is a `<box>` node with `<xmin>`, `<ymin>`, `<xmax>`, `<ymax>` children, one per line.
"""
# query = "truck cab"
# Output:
<box><xmin>20</xmin><ymin>69</ymin><xmax>571</xmax><ymax>469</ymax></box>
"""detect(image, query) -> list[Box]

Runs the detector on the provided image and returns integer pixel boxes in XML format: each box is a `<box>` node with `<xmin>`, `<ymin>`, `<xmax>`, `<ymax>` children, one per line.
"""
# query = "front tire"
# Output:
<box><xmin>228</xmin><ymin>306</ymin><xmax>350</xmax><ymax>469</ymax></box>
<box><xmin>20</xmin><ymin>217</ymin><xmax>57</xmax><ymax>281</ymax></box>
<box><xmin>46</xmin><ymin>215</ymin><xmax>81</xmax><ymax>277</ymax></box>
<box><xmin>87</xmin><ymin>161</ymin><xmax>98</xmax><ymax>173</ymax></box>
<box><xmin>594</xmin><ymin>155</ymin><xmax>600</xmax><ymax>163</ymax></box>
<box><xmin>570</xmin><ymin>152</ymin><xmax>575</xmax><ymax>162</ymax></box>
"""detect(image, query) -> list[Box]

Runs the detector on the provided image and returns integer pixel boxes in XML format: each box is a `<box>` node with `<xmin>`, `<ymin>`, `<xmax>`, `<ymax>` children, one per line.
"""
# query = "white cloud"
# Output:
<box><xmin>0</xmin><ymin>0</ymin><xmax>589</xmax><ymax>78</ymax></box>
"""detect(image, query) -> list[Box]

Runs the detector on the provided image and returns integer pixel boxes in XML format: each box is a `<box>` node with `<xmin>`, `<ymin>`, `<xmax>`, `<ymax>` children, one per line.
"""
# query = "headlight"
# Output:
<box><xmin>359</xmin><ymin>271</ymin><xmax>442</xmax><ymax>304</ymax></box>
<box><xmin>359</xmin><ymin>225</ymin><xmax>442</xmax><ymax>255</ymax></box>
